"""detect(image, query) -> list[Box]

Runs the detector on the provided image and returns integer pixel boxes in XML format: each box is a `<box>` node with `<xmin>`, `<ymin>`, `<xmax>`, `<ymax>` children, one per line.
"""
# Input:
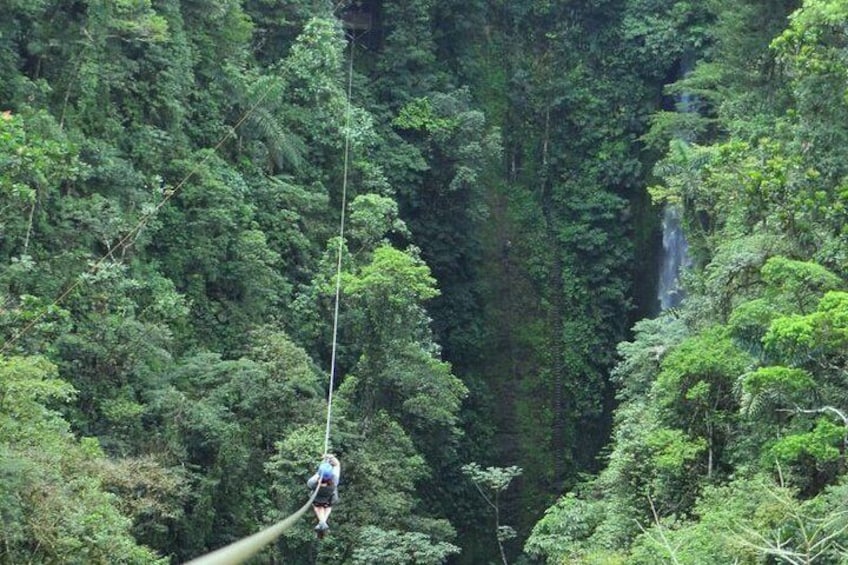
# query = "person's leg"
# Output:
<box><xmin>314</xmin><ymin>507</ymin><xmax>332</xmax><ymax>531</ymax></box>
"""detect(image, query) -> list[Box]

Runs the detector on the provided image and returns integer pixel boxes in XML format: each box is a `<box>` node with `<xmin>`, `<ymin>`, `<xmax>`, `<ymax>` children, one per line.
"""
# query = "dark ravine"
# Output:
<box><xmin>411</xmin><ymin>2</ymin><xmax>692</xmax><ymax>561</ymax></box>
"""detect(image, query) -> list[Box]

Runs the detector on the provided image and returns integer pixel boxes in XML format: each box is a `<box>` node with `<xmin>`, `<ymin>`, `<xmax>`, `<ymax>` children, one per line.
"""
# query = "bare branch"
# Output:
<box><xmin>635</xmin><ymin>495</ymin><xmax>682</xmax><ymax>565</ymax></box>
<box><xmin>733</xmin><ymin>527</ymin><xmax>805</xmax><ymax>565</ymax></box>
<box><xmin>777</xmin><ymin>405</ymin><xmax>848</xmax><ymax>427</ymax></box>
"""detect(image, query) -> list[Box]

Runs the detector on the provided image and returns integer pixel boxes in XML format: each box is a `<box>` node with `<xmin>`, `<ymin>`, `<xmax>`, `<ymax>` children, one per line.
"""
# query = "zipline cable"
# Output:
<box><xmin>180</xmin><ymin>30</ymin><xmax>357</xmax><ymax>565</ymax></box>
<box><xmin>324</xmin><ymin>22</ymin><xmax>355</xmax><ymax>457</ymax></box>
<box><xmin>184</xmin><ymin>489</ymin><xmax>318</xmax><ymax>565</ymax></box>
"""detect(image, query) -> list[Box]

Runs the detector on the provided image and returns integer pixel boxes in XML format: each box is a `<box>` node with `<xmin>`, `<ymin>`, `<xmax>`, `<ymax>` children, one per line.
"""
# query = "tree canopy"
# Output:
<box><xmin>4</xmin><ymin>0</ymin><xmax>848</xmax><ymax>563</ymax></box>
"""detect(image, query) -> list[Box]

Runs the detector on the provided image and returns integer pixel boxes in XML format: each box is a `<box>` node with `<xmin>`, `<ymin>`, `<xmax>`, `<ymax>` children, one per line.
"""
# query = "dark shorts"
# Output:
<box><xmin>313</xmin><ymin>485</ymin><xmax>339</xmax><ymax>507</ymax></box>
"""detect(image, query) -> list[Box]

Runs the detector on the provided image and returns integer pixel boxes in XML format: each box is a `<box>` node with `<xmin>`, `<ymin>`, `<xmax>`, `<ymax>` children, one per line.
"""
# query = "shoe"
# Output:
<box><xmin>319</xmin><ymin>521</ymin><xmax>329</xmax><ymax>532</ymax></box>
<box><xmin>315</xmin><ymin>523</ymin><xmax>323</xmax><ymax>532</ymax></box>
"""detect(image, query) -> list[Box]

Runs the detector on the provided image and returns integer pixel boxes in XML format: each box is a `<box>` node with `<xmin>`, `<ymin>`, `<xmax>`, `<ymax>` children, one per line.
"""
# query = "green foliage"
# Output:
<box><xmin>728</xmin><ymin>298</ymin><xmax>780</xmax><ymax>351</ymax></box>
<box><xmin>98</xmin><ymin>455</ymin><xmax>188</xmax><ymax>551</ymax></box>
<box><xmin>336</xmin><ymin>243</ymin><xmax>468</xmax><ymax>462</ymax></box>
<box><xmin>145</xmin><ymin>332</ymin><xmax>324</xmax><ymax>560</ymax></box>
<box><xmin>773</xmin><ymin>0</ymin><xmax>848</xmax><ymax>184</ymax></box>
<box><xmin>627</xmin><ymin>474</ymin><xmax>848</xmax><ymax>565</ymax></box>
<box><xmin>0</xmin><ymin>0</ymin><xmax>485</xmax><ymax>561</ymax></box>
<box><xmin>348</xmin><ymin>193</ymin><xmax>411</xmax><ymax>250</ymax></box>
<box><xmin>612</xmin><ymin>316</ymin><xmax>689</xmax><ymax>402</ymax></box>
<box><xmin>761</xmin><ymin>256</ymin><xmax>843</xmax><ymax>311</ymax></box>
<box><xmin>529</xmin><ymin>0</ymin><xmax>848</xmax><ymax>562</ymax></box>
<box><xmin>345</xmin><ymin>244</ymin><xmax>440</xmax><ymax>306</ymax></box>
<box><xmin>769</xmin><ymin>417</ymin><xmax>844</xmax><ymax>464</ymax></box>
<box><xmin>644</xmin><ymin>427</ymin><xmax>707</xmax><ymax>472</ymax></box>
<box><xmin>525</xmin><ymin>492</ymin><xmax>616</xmax><ymax>563</ymax></box>
<box><xmin>764</xmin><ymin>290</ymin><xmax>848</xmax><ymax>364</ymax></box>
<box><xmin>0</xmin><ymin>355</ymin><xmax>75</xmax><ymax>429</ymax></box>
<box><xmin>742</xmin><ymin>366</ymin><xmax>815</xmax><ymax>397</ymax></box>
<box><xmin>0</xmin><ymin>355</ymin><xmax>163</xmax><ymax>563</ymax></box>
<box><xmin>86</xmin><ymin>0</ymin><xmax>170</xmax><ymax>43</ymax></box>
<box><xmin>11</xmin><ymin>0</ymin><xmax>848</xmax><ymax>563</ymax></box>
<box><xmin>352</xmin><ymin>526</ymin><xmax>460</xmax><ymax>565</ymax></box>
<box><xmin>653</xmin><ymin>327</ymin><xmax>751</xmax><ymax>433</ymax></box>
<box><xmin>394</xmin><ymin>97</ymin><xmax>459</xmax><ymax>133</ymax></box>
<box><xmin>462</xmin><ymin>463</ymin><xmax>522</xmax><ymax>494</ymax></box>
<box><xmin>153</xmin><ymin>153</ymin><xmax>285</xmax><ymax>351</ymax></box>
<box><xmin>0</xmin><ymin>111</ymin><xmax>84</xmax><ymax>259</ymax></box>
<box><xmin>376</xmin><ymin>0</ymin><xmax>441</xmax><ymax>105</ymax></box>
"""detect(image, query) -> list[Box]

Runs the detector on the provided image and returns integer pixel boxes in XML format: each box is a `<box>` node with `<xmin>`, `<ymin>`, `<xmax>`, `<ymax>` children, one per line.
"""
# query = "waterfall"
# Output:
<box><xmin>657</xmin><ymin>205</ymin><xmax>690</xmax><ymax>311</ymax></box>
<box><xmin>656</xmin><ymin>54</ymin><xmax>695</xmax><ymax>312</ymax></box>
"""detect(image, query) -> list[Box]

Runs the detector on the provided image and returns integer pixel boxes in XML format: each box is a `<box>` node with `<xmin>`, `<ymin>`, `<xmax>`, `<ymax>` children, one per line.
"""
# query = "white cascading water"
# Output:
<box><xmin>657</xmin><ymin>58</ymin><xmax>694</xmax><ymax>312</ymax></box>
<box><xmin>657</xmin><ymin>205</ymin><xmax>690</xmax><ymax>310</ymax></box>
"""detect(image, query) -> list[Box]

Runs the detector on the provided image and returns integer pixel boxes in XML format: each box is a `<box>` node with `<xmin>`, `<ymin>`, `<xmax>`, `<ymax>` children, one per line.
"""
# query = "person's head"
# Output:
<box><xmin>318</xmin><ymin>462</ymin><xmax>334</xmax><ymax>482</ymax></box>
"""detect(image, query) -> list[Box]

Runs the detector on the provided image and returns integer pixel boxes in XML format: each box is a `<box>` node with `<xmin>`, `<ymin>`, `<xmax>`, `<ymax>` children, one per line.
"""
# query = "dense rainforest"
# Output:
<box><xmin>2</xmin><ymin>0</ymin><xmax>848</xmax><ymax>563</ymax></box>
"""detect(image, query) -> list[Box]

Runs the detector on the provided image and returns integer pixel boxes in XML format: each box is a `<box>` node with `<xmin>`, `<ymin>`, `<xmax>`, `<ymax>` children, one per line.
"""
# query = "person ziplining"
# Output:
<box><xmin>304</xmin><ymin>14</ymin><xmax>356</xmax><ymax>546</ymax></box>
<box><xmin>181</xmin><ymin>22</ymin><xmax>357</xmax><ymax>564</ymax></box>
<box><xmin>306</xmin><ymin>455</ymin><xmax>341</xmax><ymax>538</ymax></box>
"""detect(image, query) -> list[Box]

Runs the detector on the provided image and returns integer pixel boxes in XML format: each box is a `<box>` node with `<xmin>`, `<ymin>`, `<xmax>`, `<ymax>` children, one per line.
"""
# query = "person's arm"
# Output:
<box><xmin>307</xmin><ymin>473</ymin><xmax>318</xmax><ymax>489</ymax></box>
<box><xmin>326</xmin><ymin>455</ymin><xmax>341</xmax><ymax>484</ymax></box>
